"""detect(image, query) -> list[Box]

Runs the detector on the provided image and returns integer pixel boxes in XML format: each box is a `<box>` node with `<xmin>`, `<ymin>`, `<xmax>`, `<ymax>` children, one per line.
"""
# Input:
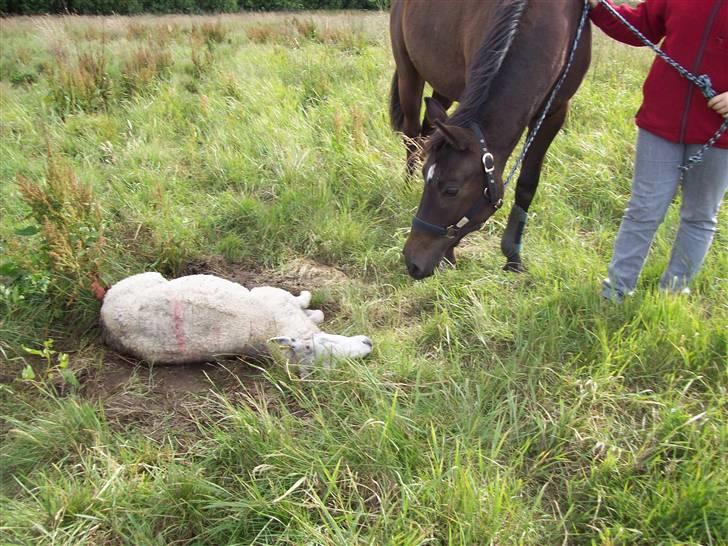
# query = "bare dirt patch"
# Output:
<box><xmin>179</xmin><ymin>255</ymin><xmax>353</xmax><ymax>323</ymax></box>
<box><xmin>179</xmin><ymin>256</ymin><xmax>352</xmax><ymax>292</ymax></box>
<box><xmin>82</xmin><ymin>349</ymin><xmax>275</xmax><ymax>438</ymax></box>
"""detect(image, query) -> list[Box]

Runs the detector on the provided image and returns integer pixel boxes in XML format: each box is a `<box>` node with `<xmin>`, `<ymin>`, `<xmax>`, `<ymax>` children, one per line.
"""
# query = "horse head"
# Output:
<box><xmin>403</xmin><ymin>98</ymin><xmax>502</xmax><ymax>279</ymax></box>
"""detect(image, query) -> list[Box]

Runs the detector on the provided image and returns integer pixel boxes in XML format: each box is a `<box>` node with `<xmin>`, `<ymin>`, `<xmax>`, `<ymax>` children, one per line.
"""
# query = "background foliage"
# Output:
<box><xmin>0</xmin><ymin>0</ymin><xmax>388</xmax><ymax>15</ymax></box>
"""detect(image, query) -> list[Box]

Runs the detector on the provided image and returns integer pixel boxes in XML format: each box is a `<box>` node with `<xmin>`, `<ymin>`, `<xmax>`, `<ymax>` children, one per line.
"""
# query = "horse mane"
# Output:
<box><xmin>427</xmin><ymin>0</ymin><xmax>529</xmax><ymax>151</ymax></box>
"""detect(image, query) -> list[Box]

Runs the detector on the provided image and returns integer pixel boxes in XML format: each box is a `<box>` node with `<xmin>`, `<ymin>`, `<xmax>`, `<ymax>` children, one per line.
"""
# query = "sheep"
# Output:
<box><xmin>100</xmin><ymin>272</ymin><xmax>372</xmax><ymax>372</ymax></box>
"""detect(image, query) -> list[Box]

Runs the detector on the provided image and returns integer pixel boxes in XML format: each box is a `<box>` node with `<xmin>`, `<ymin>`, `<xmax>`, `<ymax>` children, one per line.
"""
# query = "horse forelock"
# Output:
<box><xmin>427</xmin><ymin>0</ymin><xmax>529</xmax><ymax>152</ymax></box>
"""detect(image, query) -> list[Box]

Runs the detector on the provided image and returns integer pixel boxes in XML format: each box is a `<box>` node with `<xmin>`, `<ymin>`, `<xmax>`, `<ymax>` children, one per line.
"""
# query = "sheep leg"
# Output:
<box><xmin>295</xmin><ymin>290</ymin><xmax>312</xmax><ymax>309</ymax></box>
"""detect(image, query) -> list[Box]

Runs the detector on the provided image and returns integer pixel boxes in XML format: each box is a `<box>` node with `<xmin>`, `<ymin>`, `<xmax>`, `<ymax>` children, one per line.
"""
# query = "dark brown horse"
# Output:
<box><xmin>390</xmin><ymin>0</ymin><xmax>591</xmax><ymax>279</ymax></box>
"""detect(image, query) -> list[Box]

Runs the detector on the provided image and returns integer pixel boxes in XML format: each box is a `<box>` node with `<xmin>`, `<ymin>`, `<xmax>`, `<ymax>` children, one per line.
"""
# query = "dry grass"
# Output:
<box><xmin>245</xmin><ymin>16</ymin><xmax>371</xmax><ymax>48</ymax></box>
<box><xmin>120</xmin><ymin>43</ymin><xmax>173</xmax><ymax>95</ymax></box>
<box><xmin>245</xmin><ymin>19</ymin><xmax>299</xmax><ymax>44</ymax></box>
<box><xmin>47</xmin><ymin>47</ymin><xmax>112</xmax><ymax>114</ymax></box>
<box><xmin>126</xmin><ymin>20</ymin><xmax>183</xmax><ymax>45</ymax></box>
<box><xmin>190</xmin><ymin>35</ymin><xmax>215</xmax><ymax>78</ymax></box>
<box><xmin>16</xmin><ymin>148</ymin><xmax>105</xmax><ymax>305</ymax></box>
<box><xmin>192</xmin><ymin>19</ymin><xmax>228</xmax><ymax>46</ymax></box>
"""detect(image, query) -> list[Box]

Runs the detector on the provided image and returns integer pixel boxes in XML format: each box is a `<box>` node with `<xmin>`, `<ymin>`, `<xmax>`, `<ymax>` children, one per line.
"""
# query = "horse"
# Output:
<box><xmin>390</xmin><ymin>0</ymin><xmax>591</xmax><ymax>279</ymax></box>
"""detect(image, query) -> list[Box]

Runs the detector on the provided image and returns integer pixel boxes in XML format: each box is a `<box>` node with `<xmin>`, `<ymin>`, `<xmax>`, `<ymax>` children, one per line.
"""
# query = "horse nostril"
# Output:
<box><xmin>408</xmin><ymin>262</ymin><xmax>431</xmax><ymax>280</ymax></box>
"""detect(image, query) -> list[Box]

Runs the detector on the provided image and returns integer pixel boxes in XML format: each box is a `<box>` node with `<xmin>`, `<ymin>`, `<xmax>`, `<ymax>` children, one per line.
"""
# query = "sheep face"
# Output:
<box><xmin>269</xmin><ymin>333</ymin><xmax>373</xmax><ymax>368</ymax></box>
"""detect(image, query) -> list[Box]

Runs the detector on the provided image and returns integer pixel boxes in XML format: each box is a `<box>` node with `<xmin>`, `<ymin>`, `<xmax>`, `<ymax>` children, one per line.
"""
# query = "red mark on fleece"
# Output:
<box><xmin>173</xmin><ymin>300</ymin><xmax>186</xmax><ymax>354</ymax></box>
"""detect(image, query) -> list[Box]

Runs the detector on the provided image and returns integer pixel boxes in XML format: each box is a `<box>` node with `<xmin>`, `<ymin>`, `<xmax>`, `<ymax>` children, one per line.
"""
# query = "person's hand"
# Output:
<box><xmin>708</xmin><ymin>92</ymin><xmax>728</xmax><ymax>119</ymax></box>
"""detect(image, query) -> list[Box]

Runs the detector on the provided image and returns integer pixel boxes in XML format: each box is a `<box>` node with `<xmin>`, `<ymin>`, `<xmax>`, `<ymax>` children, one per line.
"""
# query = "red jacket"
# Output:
<box><xmin>590</xmin><ymin>0</ymin><xmax>728</xmax><ymax>148</ymax></box>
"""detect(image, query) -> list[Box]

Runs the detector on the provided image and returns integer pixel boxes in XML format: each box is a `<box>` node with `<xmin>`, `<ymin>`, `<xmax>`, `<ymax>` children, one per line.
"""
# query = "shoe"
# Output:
<box><xmin>600</xmin><ymin>278</ymin><xmax>635</xmax><ymax>302</ymax></box>
<box><xmin>660</xmin><ymin>286</ymin><xmax>691</xmax><ymax>296</ymax></box>
<box><xmin>659</xmin><ymin>276</ymin><xmax>691</xmax><ymax>296</ymax></box>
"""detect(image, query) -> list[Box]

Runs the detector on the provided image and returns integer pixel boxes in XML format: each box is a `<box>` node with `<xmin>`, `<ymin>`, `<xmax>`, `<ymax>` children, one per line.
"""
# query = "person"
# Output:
<box><xmin>588</xmin><ymin>0</ymin><xmax>728</xmax><ymax>300</ymax></box>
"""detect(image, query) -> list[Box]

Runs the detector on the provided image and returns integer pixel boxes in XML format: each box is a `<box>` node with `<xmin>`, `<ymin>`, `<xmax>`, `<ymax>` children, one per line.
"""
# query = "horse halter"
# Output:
<box><xmin>411</xmin><ymin>122</ymin><xmax>504</xmax><ymax>239</ymax></box>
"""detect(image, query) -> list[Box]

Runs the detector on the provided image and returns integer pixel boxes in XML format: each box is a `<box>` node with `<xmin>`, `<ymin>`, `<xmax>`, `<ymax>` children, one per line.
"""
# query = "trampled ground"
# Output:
<box><xmin>1</xmin><ymin>11</ymin><xmax>726</xmax><ymax>545</ymax></box>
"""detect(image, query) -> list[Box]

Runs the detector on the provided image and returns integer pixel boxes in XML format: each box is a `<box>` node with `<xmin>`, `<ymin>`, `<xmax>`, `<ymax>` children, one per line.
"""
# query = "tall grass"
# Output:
<box><xmin>1</xmin><ymin>11</ymin><xmax>726</xmax><ymax>545</ymax></box>
<box><xmin>120</xmin><ymin>44</ymin><xmax>174</xmax><ymax>96</ymax></box>
<box><xmin>47</xmin><ymin>48</ymin><xmax>113</xmax><ymax>115</ymax></box>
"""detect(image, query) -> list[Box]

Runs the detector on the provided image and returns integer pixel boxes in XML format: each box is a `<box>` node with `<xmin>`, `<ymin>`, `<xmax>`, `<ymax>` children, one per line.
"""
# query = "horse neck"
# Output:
<box><xmin>456</xmin><ymin>0</ymin><xmax>579</xmax><ymax>163</ymax></box>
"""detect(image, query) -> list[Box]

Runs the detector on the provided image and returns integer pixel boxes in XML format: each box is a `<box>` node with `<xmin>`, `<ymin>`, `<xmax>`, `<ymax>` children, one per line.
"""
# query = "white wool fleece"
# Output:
<box><xmin>100</xmin><ymin>272</ymin><xmax>372</xmax><ymax>366</ymax></box>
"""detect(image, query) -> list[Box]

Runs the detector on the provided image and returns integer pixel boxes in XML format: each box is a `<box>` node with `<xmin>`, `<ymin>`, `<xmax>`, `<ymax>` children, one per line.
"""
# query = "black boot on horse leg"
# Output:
<box><xmin>501</xmin><ymin>204</ymin><xmax>528</xmax><ymax>272</ymax></box>
<box><xmin>501</xmin><ymin>103</ymin><xmax>569</xmax><ymax>272</ymax></box>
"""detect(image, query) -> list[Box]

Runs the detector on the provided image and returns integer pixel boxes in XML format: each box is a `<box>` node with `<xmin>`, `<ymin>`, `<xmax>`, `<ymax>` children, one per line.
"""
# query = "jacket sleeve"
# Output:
<box><xmin>590</xmin><ymin>0</ymin><xmax>666</xmax><ymax>46</ymax></box>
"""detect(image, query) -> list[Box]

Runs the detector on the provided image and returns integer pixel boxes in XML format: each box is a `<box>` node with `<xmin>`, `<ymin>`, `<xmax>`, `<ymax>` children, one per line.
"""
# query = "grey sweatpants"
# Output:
<box><xmin>602</xmin><ymin>129</ymin><xmax>728</xmax><ymax>298</ymax></box>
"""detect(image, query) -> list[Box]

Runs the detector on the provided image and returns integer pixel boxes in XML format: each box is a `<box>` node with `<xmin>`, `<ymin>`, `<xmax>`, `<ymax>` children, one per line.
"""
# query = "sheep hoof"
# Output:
<box><xmin>305</xmin><ymin>309</ymin><xmax>324</xmax><ymax>324</ymax></box>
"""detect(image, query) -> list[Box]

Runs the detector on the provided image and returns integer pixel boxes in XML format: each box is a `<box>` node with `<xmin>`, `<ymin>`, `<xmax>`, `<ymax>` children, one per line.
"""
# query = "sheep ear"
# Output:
<box><xmin>269</xmin><ymin>336</ymin><xmax>294</xmax><ymax>347</ymax></box>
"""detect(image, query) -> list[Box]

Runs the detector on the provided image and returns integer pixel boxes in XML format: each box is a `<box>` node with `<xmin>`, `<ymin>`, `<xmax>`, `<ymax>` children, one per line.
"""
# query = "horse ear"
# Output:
<box><xmin>425</xmin><ymin>97</ymin><xmax>448</xmax><ymax>124</ymax></box>
<box><xmin>426</xmin><ymin>97</ymin><xmax>469</xmax><ymax>151</ymax></box>
<box><xmin>433</xmin><ymin>120</ymin><xmax>469</xmax><ymax>151</ymax></box>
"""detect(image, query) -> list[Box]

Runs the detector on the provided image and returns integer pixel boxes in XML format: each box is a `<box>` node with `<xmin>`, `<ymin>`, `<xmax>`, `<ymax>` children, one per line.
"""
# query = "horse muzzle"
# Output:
<box><xmin>405</xmin><ymin>257</ymin><xmax>434</xmax><ymax>280</ymax></box>
<box><xmin>403</xmin><ymin>231</ymin><xmax>453</xmax><ymax>280</ymax></box>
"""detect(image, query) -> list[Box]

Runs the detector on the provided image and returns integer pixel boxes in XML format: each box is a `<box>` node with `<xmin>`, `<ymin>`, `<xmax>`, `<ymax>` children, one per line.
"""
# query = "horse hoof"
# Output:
<box><xmin>503</xmin><ymin>261</ymin><xmax>526</xmax><ymax>273</ymax></box>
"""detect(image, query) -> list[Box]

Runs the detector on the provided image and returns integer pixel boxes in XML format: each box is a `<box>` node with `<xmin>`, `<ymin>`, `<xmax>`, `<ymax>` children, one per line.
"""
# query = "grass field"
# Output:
<box><xmin>1</xmin><ymin>10</ymin><xmax>727</xmax><ymax>545</ymax></box>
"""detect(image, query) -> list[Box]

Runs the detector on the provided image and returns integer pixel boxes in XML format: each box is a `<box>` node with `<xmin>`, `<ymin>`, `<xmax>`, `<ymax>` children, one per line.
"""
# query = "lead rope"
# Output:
<box><xmin>595</xmin><ymin>0</ymin><xmax>727</xmax><ymax>171</ymax></box>
<box><xmin>503</xmin><ymin>0</ymin><xmax>591</xmax><ymax>190</ymax></box>
<box><xmin>505</xmin><ymin>0</ymin><xmax>726</xmax><ymax>191</ymax></box>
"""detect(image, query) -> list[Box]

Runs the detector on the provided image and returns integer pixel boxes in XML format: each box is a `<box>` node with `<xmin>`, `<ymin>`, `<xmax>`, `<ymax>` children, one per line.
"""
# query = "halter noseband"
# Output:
<box><xmin>411</xmin><ymin>122</ymin><xmax>503</xmax><ymax>239</ymax></box>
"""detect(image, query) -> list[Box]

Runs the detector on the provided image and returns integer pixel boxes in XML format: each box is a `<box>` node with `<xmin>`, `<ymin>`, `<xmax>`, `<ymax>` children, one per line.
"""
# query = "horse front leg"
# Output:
<box><xmin>444</xmin><ymin>245</ymin><xmax>456</xmax><ymax>265</ymax></box>
<box><xmin>502</xmin><ymin>102</ymin><xmax>569</xmax><ymax>272</ymax></box>
<box><xmin>501</xmin><ymin>204</ymin><xmax>529</xmax><ymax>273</ymax></box>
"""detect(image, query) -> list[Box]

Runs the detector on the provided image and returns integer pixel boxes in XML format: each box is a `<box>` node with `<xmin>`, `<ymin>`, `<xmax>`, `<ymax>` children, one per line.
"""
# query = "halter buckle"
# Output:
<box><xmin>482</xmin><ymin>152</ymin><xmax>495</xmax><ymax>173</ymax></box>
<box><xmin>445</xmin><ymin>225</ymin><xmax>459</xmax><ymax>238</ymax></box>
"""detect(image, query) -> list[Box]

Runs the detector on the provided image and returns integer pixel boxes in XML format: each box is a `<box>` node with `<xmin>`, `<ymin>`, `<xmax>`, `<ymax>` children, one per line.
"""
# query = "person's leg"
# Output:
<box><xmin>602</xmin><ymin>130</ymin><xmax>683</xmax><ymax>300</ymax></box>
<box><xmin>660</xmin><ymin>145</ymin><xmax>728</xmax><ymax>292</ymax></box>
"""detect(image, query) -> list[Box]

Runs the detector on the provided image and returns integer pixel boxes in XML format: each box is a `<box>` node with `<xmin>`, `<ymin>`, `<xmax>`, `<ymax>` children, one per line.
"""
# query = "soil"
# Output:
<box><xmin>82</xmin><ymin>349</ymin><xmax>273</xmax><ymax>438</ymax></box>
<box><xmin>179</xmin><ymin>255</ymin><xmax>351</xmax><ymax>292</ymax></box>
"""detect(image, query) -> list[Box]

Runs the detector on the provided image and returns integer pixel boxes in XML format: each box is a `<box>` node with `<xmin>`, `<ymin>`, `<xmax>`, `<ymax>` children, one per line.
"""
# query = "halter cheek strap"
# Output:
<box><xmin>470</xmin><ymin>123</ymin><xmax>502</xmax><ymax>208</ymax></box>
<box><xmin>411</xmin><ymin>122</ymin><xmax>503</xmax><ymax>239</ymax></box>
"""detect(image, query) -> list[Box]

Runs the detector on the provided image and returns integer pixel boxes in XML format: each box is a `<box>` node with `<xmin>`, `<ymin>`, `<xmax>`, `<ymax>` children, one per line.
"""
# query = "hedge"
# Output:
<box><xmin>0</xmin><ymin>0</ymin><xmax>388</xmax><ymax>14</ymax></box>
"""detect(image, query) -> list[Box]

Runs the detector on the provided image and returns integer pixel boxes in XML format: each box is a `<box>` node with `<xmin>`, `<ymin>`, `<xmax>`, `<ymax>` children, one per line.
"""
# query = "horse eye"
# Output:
<box><xmin>444</xmin><ymin>186</ymin><xmax>459</xmax><ymax>196</ymax></box>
